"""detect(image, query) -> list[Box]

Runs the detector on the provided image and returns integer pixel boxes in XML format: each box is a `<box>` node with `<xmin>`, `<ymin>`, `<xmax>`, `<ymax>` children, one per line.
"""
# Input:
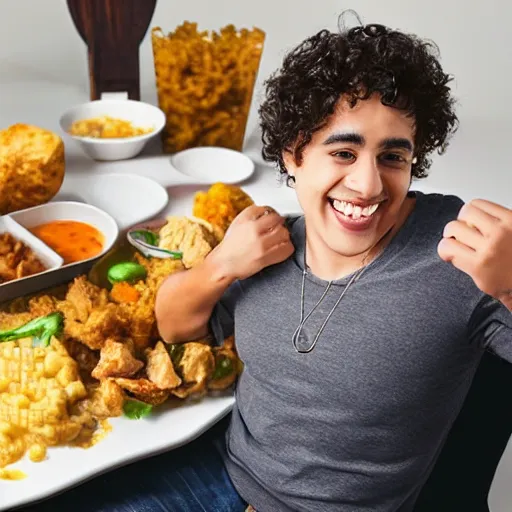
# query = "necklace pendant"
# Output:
<box><xmin>292</xmin><ymin>325</ymin><xmax>312</xmax><ymax>353</ymax></box>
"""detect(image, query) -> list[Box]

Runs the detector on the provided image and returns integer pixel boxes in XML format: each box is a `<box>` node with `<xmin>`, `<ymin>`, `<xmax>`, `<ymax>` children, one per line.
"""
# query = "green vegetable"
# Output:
<box><xmin>123</xmin><ymin>399</ymin><xmax>153</xmax><ymax>420</ymax></box>
<box><xmin>107</xmin><ymin>262</ymin><xmax>147</xmax><ymax>284</ymax></box>
<box><xmin>212</xmin><ymin>356</ymin><xmax>234</xmax><ymax>380</ymax></box>
<box><xmin>167</xmin><ymin>343</ymin><xmax>185</xmax><ymax>367</ymax></box>
<box><xmin>0</xmin><ymin>312</ymin><xmax>63</xmax><ymax>348</ymax></box>
<box><xmin>130</xmin><ymin>229</ymin><xmax>160</xmax><ymax>247</ymax></box>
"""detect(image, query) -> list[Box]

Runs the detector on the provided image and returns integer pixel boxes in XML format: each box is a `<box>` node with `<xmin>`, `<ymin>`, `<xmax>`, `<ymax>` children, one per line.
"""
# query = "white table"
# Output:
<box><xmin>1</xmin><ymin>77</ymin><xmax>511</xmax><ymax>511</ymax></box>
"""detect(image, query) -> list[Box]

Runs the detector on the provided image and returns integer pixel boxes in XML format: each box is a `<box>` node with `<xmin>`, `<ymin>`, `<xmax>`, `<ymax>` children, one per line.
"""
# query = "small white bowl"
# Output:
<box><xmin>59</xmin><ymin>92</ymin><xmax>166</xmax><ymax>161</ymax></box>
<box><xmin>170</xmin><ymin>146</ymin><xmax>255</xmax><ymax>184</ymax></box>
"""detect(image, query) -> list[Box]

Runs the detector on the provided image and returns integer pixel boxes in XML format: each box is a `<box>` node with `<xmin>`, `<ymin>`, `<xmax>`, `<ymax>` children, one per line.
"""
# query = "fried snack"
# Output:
<box><xmin>0</xmin><ymin>337</ymin><xmax>90</xmax><ymax>467</ymax></box>
<box><xmin>172</xmin><ymin>342</ymin><xmax>215</xmax><ymax>399</ymax></box>
<box><xmin>146</xmin><ymin>341</ymin><xmax>182</xmax><ymax>390</ymax></box>
<box><xmin>158</xmin><ymin>216</ymin><xmax>219</xmax><ymax>269</ymax></box>
<box><xmin>68</xmin><ymin>116</ymin><xmax>154</xmax><ymax>139</ymax></box>
<box><xmin>0</xmin><ymin>233</ymin><xmax>47</xmax><ymax>284</ymax></box>
<box><xmin>0</xmin><ymin>123</ymin><xmax>65</xmax><ymax>214</ymax></box>
<box><xmin>193</xmin><ymin>183</ymin><xmax>254</xmax><ymax>236</ymax></box>
<box><xmin>151</xmin><ymin>22</ymin><xmax>265</xmax><ymax>153</ymax></box>
<box><xmin>91</xmin><ymin>338</ymin><xmax>143</xmax><ymax>380</ymax></box>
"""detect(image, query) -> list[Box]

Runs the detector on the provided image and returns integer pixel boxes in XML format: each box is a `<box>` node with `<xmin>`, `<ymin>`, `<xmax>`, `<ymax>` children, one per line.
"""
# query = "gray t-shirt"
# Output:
<box><xmin>210</xmin><ymin>191</ymin><xmax>512</xmax><ymax>512</ymax></box>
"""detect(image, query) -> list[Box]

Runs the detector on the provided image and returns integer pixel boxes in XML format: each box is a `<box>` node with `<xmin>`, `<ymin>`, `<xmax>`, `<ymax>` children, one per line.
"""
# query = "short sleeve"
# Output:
<box><xmin>470</xmin><ymin>295</ymin><xmax>512</xmax><ymax>361</ymax></box>
<box><xmin>208</xmin><ymin>280</ymin><xmax>243</xmax><ymax>345</ymax></box>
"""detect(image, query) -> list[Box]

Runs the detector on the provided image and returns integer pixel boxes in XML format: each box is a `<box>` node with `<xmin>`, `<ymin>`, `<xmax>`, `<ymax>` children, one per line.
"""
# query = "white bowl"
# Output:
<box><xmin>59</xmin><ymin>92</ymin><xmax>166</xmax><ymax>161</ymax></box>
<box><xmin>170</xmin><ymin>146</ymin><xmax>255</xmax><ymax>184</ymax></box>
<box><xmin>2</xmin><ymin>202</ymin><xmax>119</xmax><ymax>302</ymax></box>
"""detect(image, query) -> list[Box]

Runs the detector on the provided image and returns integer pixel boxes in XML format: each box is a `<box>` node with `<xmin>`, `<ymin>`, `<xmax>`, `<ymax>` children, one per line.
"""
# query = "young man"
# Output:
<box><xmin>27</xmin><ymin>20</ymin><xmax>512</xmax><ymax>512</ymax></box>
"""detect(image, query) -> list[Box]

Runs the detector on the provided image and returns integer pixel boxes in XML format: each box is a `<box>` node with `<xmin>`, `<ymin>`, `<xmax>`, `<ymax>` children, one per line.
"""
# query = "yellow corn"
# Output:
<box><xmin>0</xmin><ymin>338</ymin><xmax>87</xmax><ymax>445</ymax></box>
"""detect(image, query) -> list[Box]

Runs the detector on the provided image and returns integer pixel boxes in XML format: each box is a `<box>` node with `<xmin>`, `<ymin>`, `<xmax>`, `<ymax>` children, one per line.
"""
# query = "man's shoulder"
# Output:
<box><xmin>413</xmin><ymin>190</ymin><xmax>464</xmax><ymax>231</ymax></box>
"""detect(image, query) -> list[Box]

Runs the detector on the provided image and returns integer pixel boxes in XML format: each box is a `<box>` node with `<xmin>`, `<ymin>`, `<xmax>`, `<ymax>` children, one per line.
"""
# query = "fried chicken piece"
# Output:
<box><xmin>64</xmin><ymin>276</ymin><xmax>109</xmax><ymax>323</ymax></box>
<box><xmin>0</xmin><ymin>311</ymin><xmax>33</xmax><ymax>330</ymax></box>
<box><xmin>146</xmin><ymin>341</ymin><xmax>182</xmax><ymax>390</ymax></box>
<box><xmin>74</xmin><ymin>379</ymin><xmax>125</xmax><ymax>418</ymax></box>
<box><xmin>172</xmin><ymin>342</ymin><xmax>215</xmax><ymax>399</ymax></box>
<box><xmin>115</xmin><ymin>378</ymin><xmax>169</xmax><ymax>406</ymax></box>
<box><xmin>28</xmin><ymin>294</ymin><xmax>58</xmax><ymax>317</ymax></box>
<box><xmin>192</xmin><ymin>183</ymin><xmax>254</xmax><ymax>236</ymax></box>
<box><xmin>91</xmin><ymin>338</ymin><xmax>144</xmax><ymax>380</ymax></box>
<box><xmin>158</xmin><ymin>216</ymin><xmax>219</xmax><ymax>269</ymax></box>
<box><xmin>117</xmin><ymin>286</ymin><xmax>156</xmax><ymax>350</ymax></box>
<box><xmin>63</xmin><ymin>303</ymin><xmax>128</xmax><ymax>350</ymax></box>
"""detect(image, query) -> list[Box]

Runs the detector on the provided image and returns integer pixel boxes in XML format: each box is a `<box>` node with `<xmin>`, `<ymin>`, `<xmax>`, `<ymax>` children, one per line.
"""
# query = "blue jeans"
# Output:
<box><xmin>21</xmin><ymin>416</ymin><xmax>248</xmax><ymax>512</ymax></box>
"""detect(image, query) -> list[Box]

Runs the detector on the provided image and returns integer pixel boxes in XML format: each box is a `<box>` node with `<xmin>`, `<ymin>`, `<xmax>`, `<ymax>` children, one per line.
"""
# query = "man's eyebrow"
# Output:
<box><xmin>322</xmin><ymin>132</ymin><xmax>365</xmax><ymax>146</ymax></box>
<box><xmin>380</xmin><ymin>137</ymin><xmax>413</xmax><ymax>153</ymax></box>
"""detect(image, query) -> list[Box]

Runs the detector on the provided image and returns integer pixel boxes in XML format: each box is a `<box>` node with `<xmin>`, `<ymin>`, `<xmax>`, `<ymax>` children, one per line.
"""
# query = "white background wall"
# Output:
<box><xmin>0</xmin><ymin>0</ymin><xmax>511</xmax><ymax>205</ymax></box>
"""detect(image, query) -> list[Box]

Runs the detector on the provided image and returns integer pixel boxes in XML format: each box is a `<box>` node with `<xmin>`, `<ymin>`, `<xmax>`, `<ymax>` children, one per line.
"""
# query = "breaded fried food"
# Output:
<box><xmin>117</xmin><ymin>286</ymin><xmax>156</xmax><ymax>350</ymax></box>
<box><xmin>63</xmin><ymin>276</ymin><xmax>109</xmax><ymax>323</ymax></box>
<box><xmin>91</xmin><ymin>338</ymin><xmax>144</xmax><ymax>380</ymax></box>
<box><xmin>172</xmin><ymin>342</ymin><xmax>215</xmax><ymax>399</ymax></box>
<box><xmin>158</xmin><ymin>216</ymin><xmax>219</xmax><ymax>269</ymax></box>
<box><xmin>63</xmin><ymin>302</ymin><xmax>127</xmax><ymax>350</ymax></box>
<box><xmin>0</xmin><ymin>233</ymin><xmax>47</xmax><ymax>283</ymax></box>
<box><xmin>192</xmin><ymin>183</ymin><xmax>254</xmax><ymax>236</ymax></box>
<box><xmin>146</xmin><ymin>341</ymin><xmax>181</xmax><ymax>389</ymax></box>
<box><xmin>0</xmin><ymin>123</ymin><xmax>65</xmax><ymax>215</ymax></box>
<box><xmin>60</xmin><ymin>276</ymin><xmax>128</xmax><ymax>350</ymax></box>
<box><xmin>74</xmin><ymin>379</ymin><xmax>125</xmax><ymax>419</ymax></box>
<box><xmin>115</xmin><ymin>378</ymin><xmax>170</xmax><ymax>406</ymax></box>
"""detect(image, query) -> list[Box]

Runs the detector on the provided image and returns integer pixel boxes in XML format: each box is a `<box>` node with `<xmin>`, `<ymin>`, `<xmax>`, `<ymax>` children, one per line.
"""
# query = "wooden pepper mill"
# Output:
<box><xmin>66</xmin><ymin>0</ymin><xmax>158</xmax><ymax>101</ymax></box>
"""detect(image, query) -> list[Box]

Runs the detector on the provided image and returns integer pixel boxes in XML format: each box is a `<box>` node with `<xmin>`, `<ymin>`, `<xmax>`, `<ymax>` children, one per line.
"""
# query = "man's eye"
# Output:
<box><xmin>333</xmin><ymin>151</ymin><xmax>355</xmax><ymax>161</ymax></box>
<box><xmin>381</xmin><ymin>153</ymin><xmax>405</xmax><ymax>163</ymax></box>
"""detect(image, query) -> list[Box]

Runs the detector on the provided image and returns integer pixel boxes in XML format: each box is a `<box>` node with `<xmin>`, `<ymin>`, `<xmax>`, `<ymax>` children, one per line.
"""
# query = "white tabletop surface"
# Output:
<box><xmin>1</xmin><ymin>74</ymin><xmax>510</xmax><ymax>510</ymax></box>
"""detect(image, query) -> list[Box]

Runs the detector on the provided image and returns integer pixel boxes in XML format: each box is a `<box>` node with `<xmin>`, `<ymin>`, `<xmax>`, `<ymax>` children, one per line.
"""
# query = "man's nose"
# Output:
<box><xmin>343</xmin><ymin>156</ymin><xmax>383</xmax><ymax>199</ymax></box>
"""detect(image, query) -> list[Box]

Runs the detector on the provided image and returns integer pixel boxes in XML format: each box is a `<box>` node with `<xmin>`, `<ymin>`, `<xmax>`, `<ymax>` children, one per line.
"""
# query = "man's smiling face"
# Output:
<box><xmin>285</xmin><ymin>94</ymin><xmax>416</xmax><ymax>262</ymax></box>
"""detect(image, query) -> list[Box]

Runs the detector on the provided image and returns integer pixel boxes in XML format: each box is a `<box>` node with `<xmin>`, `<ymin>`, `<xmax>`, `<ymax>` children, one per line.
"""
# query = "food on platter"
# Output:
<box><xmin>30</xmin><ymin>220</ymin><xmax>105</xmax><ymax>264</ymax></box>
<box><xmin>68</xmin><ymin>116</ymin><xmax>154</xmax><ymax>139</ymax></box>
<box><xmin>0</xmin><ymin>233</ymin><xmax>47</xmax><ymax>284</ymax></box>
<box><xmin>151</xmin><ymin>22</ymin><xmax>265</xmax><ymax>153</ymax></box>
<box><xmin>0</xmin><ymin>124</ymin><xmax>65</xmax><ymax>215</ymax></box>
<box><xmin>0</xmin><ymin>183</ymin><xmax>254</xmax><ymax>469</ymax></box>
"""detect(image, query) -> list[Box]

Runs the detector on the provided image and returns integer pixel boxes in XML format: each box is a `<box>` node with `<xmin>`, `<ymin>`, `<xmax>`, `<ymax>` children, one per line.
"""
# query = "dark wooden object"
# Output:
<box><xmin>66</xmin><ymin>0</ymin><xmax>158</xmax><ymax>101</ymax></box>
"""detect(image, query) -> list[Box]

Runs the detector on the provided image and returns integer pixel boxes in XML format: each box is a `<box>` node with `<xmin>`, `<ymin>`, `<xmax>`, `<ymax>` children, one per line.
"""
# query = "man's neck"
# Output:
<box><xmin>305</xmin><ymin>196</ymin><xmax>416</xmax><ymax>281</ymax></box>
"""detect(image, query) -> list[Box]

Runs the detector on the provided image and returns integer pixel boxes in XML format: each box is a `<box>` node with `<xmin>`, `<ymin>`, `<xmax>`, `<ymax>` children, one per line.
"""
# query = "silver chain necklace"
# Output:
<box><xmin>291</xmin><ymin>223</ymin><xmax>395</xmax><ymax>354</ymax></box>
<box><xmin>291</xmin><ymin>263</ymin><xmax>368</xmax><ymax>353</ymax></box>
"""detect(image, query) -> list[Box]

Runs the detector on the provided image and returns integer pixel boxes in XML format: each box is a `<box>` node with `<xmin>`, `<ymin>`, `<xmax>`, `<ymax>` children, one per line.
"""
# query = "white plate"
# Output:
<box><xmin>170</xmin><ymin>146</ymin><xmax>255</xmax><ymax>184</ymax></box>
<box><xmin>0</xmin><ymin>395</ymin><xmax>234</xmax><ymax>511</ymax></box>
<box><xmin>55</xmin><ymin>173</ymin><xmax>169</xmax><ymax>230</ymax></box>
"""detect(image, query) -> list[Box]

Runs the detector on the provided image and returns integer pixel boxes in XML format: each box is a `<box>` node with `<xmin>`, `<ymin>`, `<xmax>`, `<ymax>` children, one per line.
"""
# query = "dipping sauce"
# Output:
<box><xmin>30</xmin><ymin>220</ymin><xmax>104</xmax><ymax>264</ymax></box>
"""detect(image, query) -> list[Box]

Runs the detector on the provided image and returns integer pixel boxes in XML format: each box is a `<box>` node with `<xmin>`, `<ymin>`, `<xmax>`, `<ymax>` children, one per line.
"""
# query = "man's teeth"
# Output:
<box><xmin>332</xmin><ymin>200</ymin><xmax>379</xmax><ymax>218</ymax></box>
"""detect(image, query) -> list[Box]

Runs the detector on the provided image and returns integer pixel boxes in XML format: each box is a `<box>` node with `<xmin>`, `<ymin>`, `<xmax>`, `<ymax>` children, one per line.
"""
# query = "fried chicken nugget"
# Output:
<box><xmin>172</xmin><ymin>342</ymin><xmax>215</xmax><ymax>399</ymax></box>
<box><xmin>158</xmin><ymin>216</ymin><xmax>219</xmax><ymax>269</ymax></box>
<box><xmin>146</xmin><ymin>341</ymin><xmax>182</xmax><ymax>390</ymax></box>
<box><xmin>115</xmin><ymin>378</ymin><xmax>170</xmax><ymax>406</ymax></box>
<box><xmin>91</xmin><ymin>338</ymin><xmax>144</xmax><ymax>380</ymax></box>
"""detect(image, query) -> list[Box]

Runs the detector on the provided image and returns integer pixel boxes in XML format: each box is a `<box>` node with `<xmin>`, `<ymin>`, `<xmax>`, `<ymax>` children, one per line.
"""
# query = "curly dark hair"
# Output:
<box><xmin>259</xmin><ymin>18</ymin><xmax>459</xmax><ymax>180</ymax></box>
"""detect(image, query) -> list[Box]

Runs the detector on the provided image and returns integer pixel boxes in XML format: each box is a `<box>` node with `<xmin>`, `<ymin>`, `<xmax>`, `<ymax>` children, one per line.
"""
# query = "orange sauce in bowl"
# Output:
<box><xmin>30</xmin><ymin>221</ymin><xmax>104</xmax><ymax>264</ymax></box>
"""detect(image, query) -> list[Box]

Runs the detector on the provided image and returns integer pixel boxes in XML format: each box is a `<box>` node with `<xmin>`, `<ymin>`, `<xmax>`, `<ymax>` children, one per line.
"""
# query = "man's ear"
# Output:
<box><xmin>282</xmin><ymin>148</ymin><xmax>297</xmax><ymax>175</ymax></box>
